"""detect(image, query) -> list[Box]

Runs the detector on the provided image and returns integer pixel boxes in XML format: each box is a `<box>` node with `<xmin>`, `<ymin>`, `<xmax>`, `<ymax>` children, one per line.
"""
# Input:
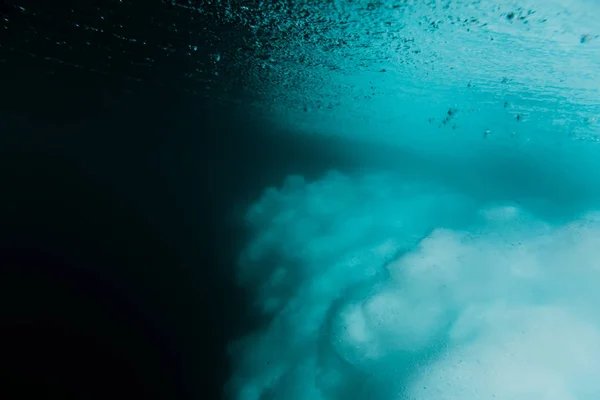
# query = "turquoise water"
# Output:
<box><xmin>227</xmin><ymin>1</ymin><xmax>600</xmax><ymax>398</ymax></box>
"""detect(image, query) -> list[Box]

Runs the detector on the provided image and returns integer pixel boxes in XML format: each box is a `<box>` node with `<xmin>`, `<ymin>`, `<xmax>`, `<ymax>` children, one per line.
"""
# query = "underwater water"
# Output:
<box><xmin>1</xmin><ymin>0</ymin><xmax>599</xmax><ymax>398</ymax></box>
<box><xmin>226</xmin><ymin>0</ymin><xmax>600</xmax><ymax>399</ymax></box>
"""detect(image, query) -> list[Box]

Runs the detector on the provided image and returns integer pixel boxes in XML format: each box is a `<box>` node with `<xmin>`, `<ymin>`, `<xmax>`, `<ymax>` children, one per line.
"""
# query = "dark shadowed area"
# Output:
<box><xmin>0</xmin><ymin>1</ymin><xmax>366</xmax><ymax>399</ymax></box>
<box><xmin>0</xmin><ymin>81</ymin><xmax>368</xmax><ymax>400</ymax></box>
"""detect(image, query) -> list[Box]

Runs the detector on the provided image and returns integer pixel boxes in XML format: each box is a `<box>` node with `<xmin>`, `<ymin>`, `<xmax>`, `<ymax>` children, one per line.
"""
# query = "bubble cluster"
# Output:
<box><xmin>228</xmin><ymin>170</ymin><xmax>600</xmax><ymax>399</ymax></box>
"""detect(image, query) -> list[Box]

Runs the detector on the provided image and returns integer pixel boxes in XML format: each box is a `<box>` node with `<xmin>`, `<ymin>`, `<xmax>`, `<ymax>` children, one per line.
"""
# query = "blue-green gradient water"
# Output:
<box><xmin>226</xmin><ymin>1</ymin><xmax>600</xmax><ymax>398</ymax></box>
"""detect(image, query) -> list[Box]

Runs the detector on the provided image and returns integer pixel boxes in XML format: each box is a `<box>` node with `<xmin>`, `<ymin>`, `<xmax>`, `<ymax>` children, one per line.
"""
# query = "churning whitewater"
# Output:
<box><xmin>227</xmin><ymin>170</ymin><xmax>600</xmax><ymax>399</ymax></box>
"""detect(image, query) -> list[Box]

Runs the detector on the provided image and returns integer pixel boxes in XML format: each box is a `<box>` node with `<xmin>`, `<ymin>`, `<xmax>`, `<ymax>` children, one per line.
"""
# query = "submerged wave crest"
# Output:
<box><xmin>228</xmin><ymin>170</ymin><xmax>600</xmax><ymax>399</ymax></box>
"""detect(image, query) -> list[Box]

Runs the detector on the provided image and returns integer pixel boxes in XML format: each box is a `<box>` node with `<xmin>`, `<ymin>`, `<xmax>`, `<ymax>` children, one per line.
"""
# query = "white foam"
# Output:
<box><xmin>228</xmin><ymin>170</ymin><xmax>600</xmax><ymax>399</ymax></box>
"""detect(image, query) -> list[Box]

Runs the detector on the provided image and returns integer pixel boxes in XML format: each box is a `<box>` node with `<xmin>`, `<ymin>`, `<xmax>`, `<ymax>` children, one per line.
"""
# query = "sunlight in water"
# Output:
<box><xmin>226</xmin><ymin>0</ymin><xmax>600</xmax><ymax>398</ymax></box>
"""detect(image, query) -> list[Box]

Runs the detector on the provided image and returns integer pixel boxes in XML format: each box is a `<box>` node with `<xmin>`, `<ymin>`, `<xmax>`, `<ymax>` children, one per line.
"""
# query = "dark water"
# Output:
<box><xmin>0</xmin><ymin>60</ymin><xmax>369</xmax><ymax>398</ymax></box>
<box><xmin>0</xmin><ymin>2</ymin><xmax>300</xmax><ymax>398</ymax></box>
